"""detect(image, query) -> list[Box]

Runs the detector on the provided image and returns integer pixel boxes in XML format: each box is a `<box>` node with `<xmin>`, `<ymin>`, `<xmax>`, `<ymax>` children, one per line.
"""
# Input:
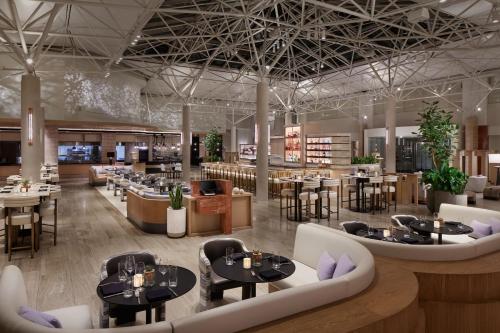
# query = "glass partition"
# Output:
<box><xmin>58</xmin><ymin>142</ymin><xmax>101</xmax><ymax>164</ymax></box>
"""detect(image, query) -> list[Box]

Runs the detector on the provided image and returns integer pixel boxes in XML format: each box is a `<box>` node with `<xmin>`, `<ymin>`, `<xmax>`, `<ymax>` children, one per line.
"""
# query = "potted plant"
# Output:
<box><xmin>416</xmin><ymin>101</ymin><xmax>468</xmax><ymax>212</ymax></box>
<box><xmin>204</xmin><ymin>128</ymin><xmax>223</xmax><ymax>162</ymax></box>
<box><xmin>20</xmin><ymin>179</ymin><xmax>30</xmax><ymax>192</ymax></box>
<box><xmin>167</xmin><ymin>185</ymin><xmax>186</xmax><ymax>238</ymax></box>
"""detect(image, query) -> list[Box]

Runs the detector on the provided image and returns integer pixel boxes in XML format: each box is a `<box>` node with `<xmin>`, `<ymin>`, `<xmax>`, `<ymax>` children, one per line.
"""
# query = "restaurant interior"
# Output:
<box><xmin>2</xmin><ymin>1</ymin><xmax>500</xmax><ymax>332</ymax></box>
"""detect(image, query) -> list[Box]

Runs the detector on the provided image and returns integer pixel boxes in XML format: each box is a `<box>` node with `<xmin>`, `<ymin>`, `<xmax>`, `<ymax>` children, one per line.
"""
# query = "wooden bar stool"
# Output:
<box><xmin>4</xmin><ymin>196</ymin><xmax>40</xmax><ymax>261</ymax></box>
<box><xmin>362</xmin><ymin>176</ymin><xmax>384</xmax><ymax>214</ymax></box>
<box><xmin>320</xmin><ymin>179</ymin><xmax>340</xmax><ymax>221</ymax></box>
<box><xmin>383</xmin><ymin>175</ymin><xmax>398</xmax><ymax>212</ymax></box>
<box><xmin>299</xmin><ymin>180</ymin><xmax>321</xmax><ymax>222</ymax></box>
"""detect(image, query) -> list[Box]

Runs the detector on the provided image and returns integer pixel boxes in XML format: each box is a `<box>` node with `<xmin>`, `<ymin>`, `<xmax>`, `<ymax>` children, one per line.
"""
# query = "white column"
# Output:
<box><xmin>462</xmin><ymin>78</ymin><xmax>488</xmax><ymax>126</ymax></box>
<box><xmin>231</xmin><ymin>125</ymin><xmax>237</xmax><ymax>152</ymax></box>
<box><xmin>256</xmin><ymin>80</ymin><xmax>269</xmax><ymax>201</ymax></box>
<box><xmin>21</xmin><ymin>74</ymin><xmax>43</xmax><ymax>182</ymax></box>
<box><xmin>385</xmin><ymin>95</ymin><xmax>397</xmax><ymax>173</ymax></box>
<box><xmin>284</xmin><ymin>111</ymin><xmax>293</xmax><ymax>126</ymax></box>
<box><xmin>182</xmin><ymin>104</ymin><xmax>191</xmax><ymax>181</ymax></box>
<box><xmin>358</xmin><ymin>95</ymin><xmax>374</xmax><ymax>157</ymax></box>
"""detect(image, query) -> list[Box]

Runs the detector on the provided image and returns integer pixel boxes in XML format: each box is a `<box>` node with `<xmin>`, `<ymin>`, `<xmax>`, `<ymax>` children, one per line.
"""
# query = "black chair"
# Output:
<box><xmin>199</xmin><ymin>238</ymin><xmax>248</xmax><ymax>309</ymax></box>
<box><xmin>391</xmin><ymin>215</ymin><xmax>433</xmax><ymax>242</ymax></box>
<box><xmin>340</xmin><ymin>221</ymin><xmax>368</xmax><ymax>235</ymax></box>
<box><xmin>99</xmin><ymin>251</ymin><xmax>156</xmax><ymax>327</ymax></box>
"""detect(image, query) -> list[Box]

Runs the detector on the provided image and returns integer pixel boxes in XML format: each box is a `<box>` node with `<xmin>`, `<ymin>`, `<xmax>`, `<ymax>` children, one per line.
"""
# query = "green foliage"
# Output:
<box><xmin>415</xmin><ymin>101</ymin><xmax>458</xmax><ymax>169</ymax></box>
<box><xmin>204</xmin><ymin>128</ymin><xmax>222</xmax><ymax>160</ymax></box>
<box><xmin>168</xmin><ymin>185</ymin><xmax>183</xmax><ymax>210</ymax></box>
<box><xmin>21</xmin><ymin>178</ymin><xmax>30</xmax><ymax>187</ymax></box>
<box><xmin>351</xmin><ymin>155</ymin><xmax>378</xmax><ymax>164</ymax></box>
<box><xmin>422</xmin><ymin>164</ymin><xmax>468</xmax><ymax>195</ymax></box>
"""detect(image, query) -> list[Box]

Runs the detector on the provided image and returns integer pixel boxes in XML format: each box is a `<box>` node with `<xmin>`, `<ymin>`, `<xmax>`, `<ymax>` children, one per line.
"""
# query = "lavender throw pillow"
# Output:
<box><xmin>316</xmin><ymin>251</ymin><xmax>337</xmax><ymax>281</ymax></box>
<box><xmin>332</xmin><ymin>254</ymin><xmax>356</xmax><ymax>278</ymax></box>
<box><xmin>471</xmin><ymin>220</ymin><xmax>492</xmax><ymax>236</ymax></box>
<box><xmin>18</xmin><ymin>305</ymin><xmax>62</xmax><ymax>328</ymax></box>
<box><xmin>487</xmin><ymin>218</ymin><xmax>500</xmax><ymax>234</ymax></box>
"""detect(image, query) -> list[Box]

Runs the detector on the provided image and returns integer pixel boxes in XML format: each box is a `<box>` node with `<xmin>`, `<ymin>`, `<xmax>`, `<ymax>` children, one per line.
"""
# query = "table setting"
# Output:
<box><xmin>409</xmin><ymin>219</ymin><xmax>473</xmax><ymax>244</ymax></box>
<box><xmin>356</xmin><ymin>226</ymin><xmax>427</xmax><ymax>244</ymax></box>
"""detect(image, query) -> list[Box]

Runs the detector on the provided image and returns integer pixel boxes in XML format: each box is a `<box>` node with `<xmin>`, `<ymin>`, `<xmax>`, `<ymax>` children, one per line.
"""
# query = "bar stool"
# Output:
<box><xmin>0</xmin><ymin>205</ymin><xmax>5</xmax><ymax>252</ymax></box>
<box><xmin>383</xmin><ymin>175</ymin><xmax>398</xmax><ymax>212</ymax></box>
<box><xmin>299</xmin><ymin>180</ymin><xmax>321</xmax><ymax>222</ymax></box>
<box><xmin>320</xmin><ymin>179</ymin><xmax>340</xmax><ymax>221</ymax></box>
<box><xmin>40</xmin><ymin>188</ymin><xmax>61</xmax><ymax>246</ymax></box>
<box><xmin>341</xmin><ymin>175</ymin><xmax>356</xmax><ymax>209</ymax></box>
<box><xmin>280</xmin><ymin>187</ymin><xmax>294</xmax><ymax>218</ymax></box>
<box><xmin>362</xmin><ymin>176</ymin><xmax>383</xmax><ymax>214</ymax></box>
<box><xmin>4</xmin><ymin>196</ymin><xmax>40</xmax><ymax>261</ymax></box>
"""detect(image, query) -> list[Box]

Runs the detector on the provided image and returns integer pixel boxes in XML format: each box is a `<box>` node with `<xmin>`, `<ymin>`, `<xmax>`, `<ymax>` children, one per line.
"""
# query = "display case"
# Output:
<box><xmin>284</xmin><ymin>125</ymin><xmax>302</xmax><ymax>164</ymax></box>
<box><xmin>306</xmin><ymin>134</ymin><xmax>351</xmax><ymax>165</ymax></box>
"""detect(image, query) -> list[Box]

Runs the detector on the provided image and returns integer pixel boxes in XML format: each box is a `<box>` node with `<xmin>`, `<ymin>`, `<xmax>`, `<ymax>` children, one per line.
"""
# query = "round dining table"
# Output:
<box><xmin>212</xmin><ymin>252</ymin><xmax>295</xmax><ymax>299</ymax></box>
<box><xmin>409</xmin><ymin>220</ymin><xmax>473</xmax><ymax>244</ymax></box>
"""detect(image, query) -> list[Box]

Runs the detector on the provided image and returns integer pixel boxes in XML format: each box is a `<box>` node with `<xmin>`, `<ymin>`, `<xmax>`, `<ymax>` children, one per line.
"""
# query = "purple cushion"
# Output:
<box><xmin>487</xmin><ymin>218</ymin><xmax>500</xmax><ymax>234</ymax></box>
<box><xmin>316</xmin><ymin>251</ymin><xmax>336</xmax><ymax>281</ymax></box>
<box><xmin>332</xmin><ymin>254</ymin><xmax>356</xmax><ymax>278</ymax></box>
<box><xmin>18</xmin><ymin>306</ymin><xmax>62</xmax><ymax>328</ymax></box>
<box><xmin>471</xmin><ymin>220</ymin><xmax>492</xmax><ymax>236</ymax></box>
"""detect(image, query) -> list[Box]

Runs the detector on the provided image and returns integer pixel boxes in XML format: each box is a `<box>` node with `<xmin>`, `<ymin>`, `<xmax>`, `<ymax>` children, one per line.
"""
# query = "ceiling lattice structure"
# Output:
<box><xmin>0</xmin><ymin>0</ymin><xmax>500</xmax><ymax>118</ymax></box>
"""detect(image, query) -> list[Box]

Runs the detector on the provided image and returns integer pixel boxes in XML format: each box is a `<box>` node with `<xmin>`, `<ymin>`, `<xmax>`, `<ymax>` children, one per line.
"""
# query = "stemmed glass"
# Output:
<box><xmin>118</xmin><ymin>262</ymin><xmax>127</xmax><ymax>283</ymax></box>
<box><xmin>158</xmin><ymin>265</ymin><xmax>168</xmax><ymax>287</ymax></box>
<box><xmin>125</xmin><ymin>256</ymin><xmax>135</xmax><ymax>276</ymax></box>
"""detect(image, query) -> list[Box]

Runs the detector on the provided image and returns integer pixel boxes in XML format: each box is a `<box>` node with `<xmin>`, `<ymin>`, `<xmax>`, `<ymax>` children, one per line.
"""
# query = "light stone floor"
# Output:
<box><xmin>1</xmin><ymin>178</ymin><xmax>499</xmax><ymax>327</ymax></box>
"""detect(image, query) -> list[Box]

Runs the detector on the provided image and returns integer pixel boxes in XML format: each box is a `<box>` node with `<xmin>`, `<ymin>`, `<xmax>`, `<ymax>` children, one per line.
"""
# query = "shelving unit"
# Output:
<box><xmin>284</xmin><ymin>125</ymin><xmax>302</xmax><ymax>164</ymax></box>
<box><xmin>306</xmin><ymin>134</ymin><xmax>351</xmax><ymax>165</ymax></box>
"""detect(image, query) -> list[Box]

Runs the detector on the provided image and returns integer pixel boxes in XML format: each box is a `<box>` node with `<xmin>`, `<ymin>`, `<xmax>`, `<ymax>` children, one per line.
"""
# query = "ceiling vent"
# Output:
<box><xmin>407</xmin><ymin>8</ymin><xmax>430</xmax><ymax>24</ymax></box>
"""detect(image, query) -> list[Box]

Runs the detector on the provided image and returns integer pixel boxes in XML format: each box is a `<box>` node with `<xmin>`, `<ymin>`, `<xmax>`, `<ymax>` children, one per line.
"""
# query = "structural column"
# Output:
<box><xmin>256</xmin><ymin>80</ymin><xmax>269</xmax><ymax>201</ymax></box>
<box><xmin>385</xmin><ymin>95</ymin><xmax>397</xmax><ymax>173</ymax></box>
<box><xmin>21</xmin><ymin>74</ymin><xmax>44</xmax><ymax>182</ymax></box>
<box><xmin>358</xmin><ymin>95</ymin><xmax>374</xmax><ymax>157</ymax></box>
<box><xmin>182</xmin><ymin>104</ymin><xmax>191</xmax><ymax>181</ymax></box>
<box><xmin>231</xmin><ymin>125</ymin><xmax>237</xmax><ymax>152</ymax></box>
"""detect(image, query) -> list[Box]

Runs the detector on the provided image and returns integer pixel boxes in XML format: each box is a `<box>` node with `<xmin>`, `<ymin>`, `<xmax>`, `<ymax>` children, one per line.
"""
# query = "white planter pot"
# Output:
<box><xmin>167</xmin><ymin>207</ymin><xmax>186</xmax><ymax>238</ymax></box>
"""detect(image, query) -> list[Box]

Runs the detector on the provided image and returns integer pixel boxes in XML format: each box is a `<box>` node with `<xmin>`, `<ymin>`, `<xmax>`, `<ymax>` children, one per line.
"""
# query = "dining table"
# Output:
<box><xmin>96</xmin><ymin>265</ymin><xmax>196</xmax><ymax>326</ymax></box>
<box><xmin>408</xmin><ymin>220</ymin><xmax>473</xmax><ymax>244</ymax></box>
<box><xmin>211</xmin><ymin>252</ymin><xmax>295</xmax><ymax>299</ymax></box>
<box><xmin>356</xmin><ymin>227</ymin><xmax>430</xmax><ymax>245</ymax></box>
<box><xmin>0</xmin><ymin>183</ymin><xmax>53</xmax><ymax>253</ymax></box>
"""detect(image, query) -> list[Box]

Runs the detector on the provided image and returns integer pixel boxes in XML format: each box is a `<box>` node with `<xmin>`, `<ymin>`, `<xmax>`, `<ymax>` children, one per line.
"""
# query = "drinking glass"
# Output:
<box><xmin>168</xmin><ymin>266</ymin><xmax>178</xmax><ymax>288</ymax></box>
<box><xmin>367</xmin><ymin>227</ymin><xmax>374</xmax><ymax>237</ymax></box>
<box><xmin>123</xmin><ymin>276</ymin><xmax>133</xmax><ymax>298</ymax></box>
<box><xmin>158</xmin><ymin>265</ymin><xmax>168</xmax><ymax>287</ymax></box>
<box><xmin>125</xmin><ymin>256</ymin><xmax>135</xmax><ymax>276</ymax></box>
<box><xmin>118</xmin><ymin>262</ymin><xmax>127</xmax><ymax>282</ymax></box>
<box><xmin>225</xmin><ymin>247</ymin><xmax>234</xmax><ymax>266</ymax></box>
<box><xmin>144</xmin><ymin>265</ymin><xmax>155</xmax><ymax>287</ymax></box>
<box><xmin>272</xmin><ymin>252</ymin><xmax>281</xmax><ymax>270</ymax></box>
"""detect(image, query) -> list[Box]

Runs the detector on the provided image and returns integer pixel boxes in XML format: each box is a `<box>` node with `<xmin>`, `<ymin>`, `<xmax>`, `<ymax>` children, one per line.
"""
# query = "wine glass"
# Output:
<box><xmin>158</xmin><ymin>265</ymin><xmax>168</xmax><ymax>286</ymax></box>
<box><xmin>118</xmin><ymin>262</ymin><xmax>127</xmax><ymax>282</ymax></box>
<box><xmin>125</xmin><ymin>256</ymin><xmax>135</xmax><ymax>276</ymax></box>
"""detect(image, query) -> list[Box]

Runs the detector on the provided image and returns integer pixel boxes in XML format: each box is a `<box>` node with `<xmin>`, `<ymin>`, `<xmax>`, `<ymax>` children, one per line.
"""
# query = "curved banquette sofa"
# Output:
<box><xmin>338</xmin><ymin>204</ymin><xmax>500</xmax><ymax>333</ymax></box>
<box><xmin>126</xmin><ymin>186</ymin><xmax>170</xmax><ymax>234</ymax></box>
<box><xmin>0</xmin><ymin>224</ymin><xmax>418</xmax><ymax>333</ymax></box>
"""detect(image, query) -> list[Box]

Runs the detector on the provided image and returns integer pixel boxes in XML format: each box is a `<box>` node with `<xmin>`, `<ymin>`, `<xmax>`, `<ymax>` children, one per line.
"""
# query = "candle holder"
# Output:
<box><xmin>251</xmin><ymin>250</ymin><xmax>262</xmax><ymax>267</ymax></box>
<box><xmin>243</xmin><ymin>257</ymin><xmax>251</xmax><ymax>269</ymax></box>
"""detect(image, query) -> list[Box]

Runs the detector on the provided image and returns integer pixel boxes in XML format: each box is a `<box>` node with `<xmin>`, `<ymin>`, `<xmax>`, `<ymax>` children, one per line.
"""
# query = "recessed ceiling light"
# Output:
<box><xmin>104</xmin><ymin>72</ymin><xmax>110</xmax><ymax>78</ymax></box>
<box><xmin>131</xmin><ymin>41</ymin><xmax>136</xmax><ymax>45</ymax></box>
<box><xmin>265</xmin><ymin>65</ymin><xmax>270</xmax><ymax>70</ymax></box>
<box><xmin>363</xmin><ymin>115</ymin><xmax>368</xmax><ymax>120</ymax></box>
<box><xmin>447</xmin><ymin>87</ymin><xmax>451</xmax><ymax>90</ymax></box>
<box><xmin>136</xmin><ymin>35</ymin><xmax>141</xmax><ymax>38</ymax></box>
<box><xmin>397</xmin><ymin>87</ymin><xmax>401</xmax><ymax>91</ymax></box>
<box><xmin>26</xmin><ymin>58</ymin><xmax>33</xmax><ymax>65</ymax></box>
<box><xmin>477</xmin><ymin>107</ymin><xmax>482</xmax><ymax>111</ymax></box>
<box><xmin>493</xmin><ymin>19</ymin><xmax>499</xmax><ymax>24</ymax></box>
<box><xmin>439</xmin><ymin>0</ymin><xmax>447</xmax><ymax>3</ymax></box>
<box><xmin>226</xmin><ymin>103</ymin><xmax>229</xmax><ymax>106</ymax></box>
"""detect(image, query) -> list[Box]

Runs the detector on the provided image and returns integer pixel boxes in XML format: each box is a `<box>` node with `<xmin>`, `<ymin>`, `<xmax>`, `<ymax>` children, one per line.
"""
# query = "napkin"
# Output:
<box><xmin>145</xmin><ymin>288</ymin><xmax>174</xmax><ymax>302</ymax></box>
<box><xmin>259</xmin><ymin>269</ymin><xmax>282</xmax><ymax>280</ymax></box>
<box><xmin>400</xmin><ymin>237</ymin><xmax>418</xmax><ymax>244</ymax></box>
<box><xmin>100</xmin><ymin>283</ymin><xmax>123</xmax><ymax>296</ymax></box>
<box><xmin>231</xmin><ymin>253</ymin><xmax>246</xmax><ymax>261</ymax></box>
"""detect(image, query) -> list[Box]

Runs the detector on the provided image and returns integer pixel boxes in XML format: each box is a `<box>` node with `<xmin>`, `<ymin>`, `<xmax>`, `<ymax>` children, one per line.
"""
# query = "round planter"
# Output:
<box><xmin>427</xmin><ymin>190</ymin><xmax>468</xmax><ymax>213</ymax></box>
<box><xmin>167</xmin><ymin>207</ymin><xmax>186</xmax><ymax>238</ymax></box>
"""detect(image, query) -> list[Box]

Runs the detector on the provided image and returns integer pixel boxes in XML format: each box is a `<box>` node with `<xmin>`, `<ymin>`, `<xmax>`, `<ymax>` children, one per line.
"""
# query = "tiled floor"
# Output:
<box><xmin>1</xmin><ymin>178</ymin><xmax>498</xmax><ymax>327</ymax></box>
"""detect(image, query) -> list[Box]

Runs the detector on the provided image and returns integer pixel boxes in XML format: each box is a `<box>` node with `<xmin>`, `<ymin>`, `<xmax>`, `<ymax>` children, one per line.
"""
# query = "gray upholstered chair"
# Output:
<box><xmin>391</xmin><ymin>215</ymin><xmax>418</xmax><ymax>230</ymax></box>
<box><xmin>199</xmin><ymin>238</ymin><xmax>248</xmax><ymax>310</ymax></box>
<box><xmin>99</xmin><ymin>251</ymin><xmax>157</xmax><ymax>328</ymax></box>
<box><xmin>339</xmin><ymin>221</ymin><xmax>368</xmax><ymax>235</ymax></box>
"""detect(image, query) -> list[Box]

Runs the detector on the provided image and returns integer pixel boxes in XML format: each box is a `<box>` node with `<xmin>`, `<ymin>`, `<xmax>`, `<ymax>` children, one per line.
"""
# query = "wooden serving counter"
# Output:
<box><xmin>127</xmin><ymin>190</ymin><xmax>170</xmax><ymax>233</ymax></box>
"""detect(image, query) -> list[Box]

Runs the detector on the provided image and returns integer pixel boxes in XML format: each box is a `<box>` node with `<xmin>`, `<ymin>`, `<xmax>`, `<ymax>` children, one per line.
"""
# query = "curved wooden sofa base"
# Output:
<box><xmin>244</xmin><ymin>260</ymin><xmax>421</xmax><ymax>333</ymax></box>
<box><xmin>126</xmin><ymin>190</ymin><xmax>169</xmax><ymax>234</ymax></box>
<box><xmin>377</xmin><ymin>251</ymin><xmax>500</xmax><ymax>333</ymax></box>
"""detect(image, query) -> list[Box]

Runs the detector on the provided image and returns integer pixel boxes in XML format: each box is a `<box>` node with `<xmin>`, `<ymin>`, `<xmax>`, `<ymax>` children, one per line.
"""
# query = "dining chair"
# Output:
<box><xmin>340</xmin><ymin>221</ymin><xmax>368</xmax><ymax>235</ymax></box>
<box><xmin>362</xmin><ymin>176</ymin><xmax>384</xmax><ymax>214</ymax></box>
<box><xmin>199</xmin><ymin>238</ymin><xmax>248</xmax><ymax>310</ymax></box>
<box><xmin>99</xmin><ymin>251</ymin><xmax>157</xmax><ymax>328</ymax></box>
<box><xmin>40</xmin><ymin>188</ymin><xmax>61</xmax><ymax>246</ymax></box>
<box><xmin>4</xmin><ymin>196</ymin><xmax>40</xmax><ymax>261</ymax></box>
<box><xmin>382</xmin><ymin>175</ymin><xmax>398</xmax><ymax>212</ymax></box>
<box><xmin>299</xmin><ymin>180</ymin><xmax>321</xmax><ymax>222</ymax></box>
<box><xmin>319</xmin><ymin>179</ymin><xmax>340</xmax><ymax>221</ymax></box>
<box><xmin>391</xmin><ymin>215</ymin><xmax>418</xmax><ymax>230</ymax></box>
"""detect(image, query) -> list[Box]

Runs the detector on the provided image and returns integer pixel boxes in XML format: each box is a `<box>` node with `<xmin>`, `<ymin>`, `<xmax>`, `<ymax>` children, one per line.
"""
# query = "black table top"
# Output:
<box><xmin>409</xmin><ymin>220</ymin><xmax>473</xmax><ymax>235</ymax></box>
<box><xmin>212</xmin><ymin>252</ymin><xmax>295</xmax><ymax>284</ymax></box>
<box><xmin>356</xmin><ymin>228</ymin><xmax>428</xmax><ymax>245</ymax></box>
<box><xmin>96</xmin><ymin>265</ymin><xmax>196</xmax><ymax>308</ymax></box>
